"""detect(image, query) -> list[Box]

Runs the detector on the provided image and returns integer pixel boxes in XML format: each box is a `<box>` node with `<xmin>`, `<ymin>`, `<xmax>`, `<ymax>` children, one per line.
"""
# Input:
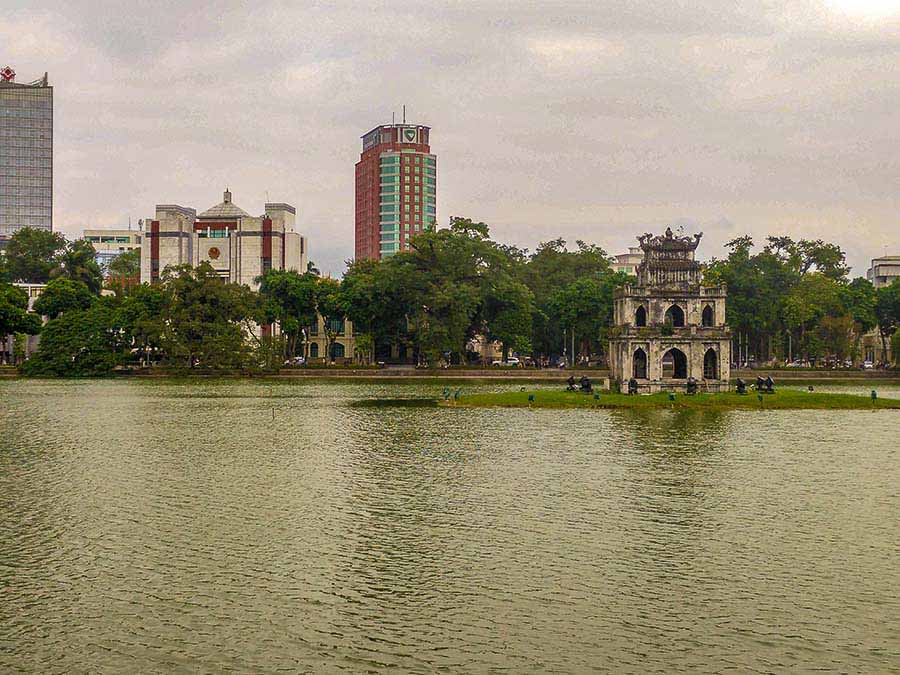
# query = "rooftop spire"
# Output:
<box><xmin>224</xmin><ymin>188</ymin><xmax>232</xmax><ymax>204</ymax></box>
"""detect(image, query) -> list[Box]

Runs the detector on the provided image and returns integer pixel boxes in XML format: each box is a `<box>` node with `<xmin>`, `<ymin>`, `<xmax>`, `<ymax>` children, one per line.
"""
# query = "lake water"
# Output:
<box><xmin>1</xmin><ymin>379</ymin><xmax>898</xmax><ymax>672</ymax></box>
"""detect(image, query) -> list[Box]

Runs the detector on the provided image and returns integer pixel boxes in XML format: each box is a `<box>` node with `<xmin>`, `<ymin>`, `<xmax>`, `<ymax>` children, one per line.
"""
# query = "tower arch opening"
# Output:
<box><xmin>662</xmin><ymin>348</ymin><xmax>688</xmax><ymax>379</ymax></box>
<box><xmin>702</xmin><ymin>304</ymin><xmax>714</xmax><ymax>327</ymax></box>
<box><xmin>633</xmin><ymin>348</ymin><xmax>648</xmax><ymax>379</ymax></box>
<box><xmin>635</xmin><ymin>305</ymin><xmax>647</xmax><ymax>327</ymax></box>
<box><xmin>703</xmin><ymin>348</ymin><xmax>718</xmax><ymax>379</ymax></box>
<box><xmin>664</xmin><ymin>304</ymin><xmax>685</xmax><ymax>327</ymax></box>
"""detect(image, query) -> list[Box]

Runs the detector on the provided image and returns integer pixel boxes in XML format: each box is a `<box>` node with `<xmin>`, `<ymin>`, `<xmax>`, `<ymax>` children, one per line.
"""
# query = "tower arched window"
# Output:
<box><xmin>635</xmin><ymin>305</ymin><xmax>647</xmax><ymax>327</ymax></box>
<box><xmin>633</xmin><ymin>348</ymin><xmax>648</xmax><ymax>379</ymax></box>
<box><xmin>664</xmin><ymin>304</ymin><xmax>685</xmax><ymax>327</ymax></box>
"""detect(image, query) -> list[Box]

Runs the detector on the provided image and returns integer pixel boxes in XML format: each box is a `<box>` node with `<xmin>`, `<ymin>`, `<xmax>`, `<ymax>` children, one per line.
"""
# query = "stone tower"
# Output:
<box><xmin>608</xmin><ymin>228</ymin><xmax>731</xmax><ymax>392</ymax></box>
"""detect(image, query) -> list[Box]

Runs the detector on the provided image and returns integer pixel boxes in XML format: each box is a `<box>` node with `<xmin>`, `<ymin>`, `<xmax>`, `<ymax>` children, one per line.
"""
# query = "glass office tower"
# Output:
<box><xmin>0</xmin><ymin>69</ymin><xmax>53</xmax><ymax>238</ymax></box>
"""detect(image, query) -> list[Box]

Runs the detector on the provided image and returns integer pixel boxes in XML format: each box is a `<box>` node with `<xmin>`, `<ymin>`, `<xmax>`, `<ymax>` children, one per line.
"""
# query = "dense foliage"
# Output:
<box><xmin>705</xmin><ymin>236</ymin><xmax>898</xmax><ymax>364</ymax></box>
<box><xmin>2</xmin><ymin>222</ymin><xmax>898</xmax><ymax>374</ymax></box>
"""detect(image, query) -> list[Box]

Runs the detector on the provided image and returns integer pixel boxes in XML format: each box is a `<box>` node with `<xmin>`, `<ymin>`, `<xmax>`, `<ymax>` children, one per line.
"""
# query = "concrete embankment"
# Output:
<box><xmin>272</xmin><ymin>368</ymin><xmax>605</xmax><ymax>381</ymax></box>
<box><xmin>2</xmin><ymin>366</ymin><xmax>897</xmax><ymax>384</ymax></box>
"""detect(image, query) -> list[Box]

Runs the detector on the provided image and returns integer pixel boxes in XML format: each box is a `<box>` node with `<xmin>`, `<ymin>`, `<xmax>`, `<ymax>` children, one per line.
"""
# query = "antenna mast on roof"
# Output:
<box><xmin>392</xmin><ymin>111</ymin><xmax>395</xmax><ymax>125</ymax></box>
<box><xmin>402</xmin><ymin>104</ymin><xmax>406</xmax><ymax>124</ymax></box>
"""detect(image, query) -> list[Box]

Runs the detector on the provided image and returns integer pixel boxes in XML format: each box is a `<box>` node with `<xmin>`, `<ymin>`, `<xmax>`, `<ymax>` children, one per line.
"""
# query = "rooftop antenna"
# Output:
<box><xmin>403</xmin><ymin>104</ymin><xmax>406</xmax><ymax>124</ymax></box>
<box><xmin>128</xmin><ymin>216</ymin><xmax>132</xmax><ymax>231</ymax></box>
<box><xmin>392</xmin><ymin>110</ymin><xmax>395</xmax><ymax>125</ymax></box>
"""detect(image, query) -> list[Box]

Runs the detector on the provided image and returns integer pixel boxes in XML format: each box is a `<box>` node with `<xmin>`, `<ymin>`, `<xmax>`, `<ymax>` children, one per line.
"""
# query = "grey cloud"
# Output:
<box><xmin>2</xmin><ymin>0</ymin><xmax>897</xmax><ymax>275</ymax></box>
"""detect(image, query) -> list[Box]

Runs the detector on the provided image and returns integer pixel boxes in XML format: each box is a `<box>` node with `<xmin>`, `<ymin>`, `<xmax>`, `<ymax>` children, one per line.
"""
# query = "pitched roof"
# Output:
<box><xmin>197</xmin><ymin>189</ymin><xmax>250</xmax><ymax>219</ymax></box>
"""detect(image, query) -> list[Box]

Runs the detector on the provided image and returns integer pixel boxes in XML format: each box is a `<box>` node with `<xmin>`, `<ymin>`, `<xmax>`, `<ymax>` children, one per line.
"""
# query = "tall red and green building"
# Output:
<box><xmin>354</xmin><ymin>123</ymin><xmax>436</xmax><ymax>260</ymax></box>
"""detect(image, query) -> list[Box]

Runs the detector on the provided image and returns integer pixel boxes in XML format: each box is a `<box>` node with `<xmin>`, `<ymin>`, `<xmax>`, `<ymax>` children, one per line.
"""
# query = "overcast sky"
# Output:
<box><xmin>3</xmin><ymin>0</ymin><xmax>898</xmax><ymax>275</ymax></box>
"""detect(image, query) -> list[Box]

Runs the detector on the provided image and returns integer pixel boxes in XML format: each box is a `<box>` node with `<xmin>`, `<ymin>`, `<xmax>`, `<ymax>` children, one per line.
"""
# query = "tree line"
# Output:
<box><xmin>1</xmin><ymin>221</ymin><xmax>898</xmax><ymax>375</ymax></box>
<box><xmin>705</xmin><ymin>236</ymin><xmax>899</xmax><ymax>365</ymax></box>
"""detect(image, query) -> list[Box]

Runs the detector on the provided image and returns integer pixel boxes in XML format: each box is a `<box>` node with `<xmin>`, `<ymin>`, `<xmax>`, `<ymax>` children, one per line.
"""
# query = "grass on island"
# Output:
<box><xmin>442</xmin><ymin>389</ymin><xmax>900</xmax><ymax>410</ymax></box>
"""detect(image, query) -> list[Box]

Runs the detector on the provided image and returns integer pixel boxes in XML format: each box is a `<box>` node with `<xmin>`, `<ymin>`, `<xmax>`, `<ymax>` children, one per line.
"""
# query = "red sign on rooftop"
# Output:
<box><xmin>0</xmin><ymin>66</ymin><xmax>15</xmax><ymax>82</ymax></box>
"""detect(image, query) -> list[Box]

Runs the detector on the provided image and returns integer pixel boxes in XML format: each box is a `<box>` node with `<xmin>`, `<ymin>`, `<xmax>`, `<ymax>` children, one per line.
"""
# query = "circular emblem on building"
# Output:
<box><xmin>207</xmin><ymin>247</ymin><xmax>221</xmax><ymax>260</ymax></box>
<box><xmin>0</xmin><ymin>66</ymin><xmax>15</xmax><ymax>82</ymax></box>
<box><xmin>404</xmin><ymin>128</ymin><xmax>416</xmax><ymax>142</ymax></box>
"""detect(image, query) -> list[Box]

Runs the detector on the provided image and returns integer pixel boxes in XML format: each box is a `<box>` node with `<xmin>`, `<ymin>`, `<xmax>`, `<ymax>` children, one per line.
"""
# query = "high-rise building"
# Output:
<box><xmin>355</xmin><ymin>123</ymin><xmax>436</xmax><ymax>260</ymax></box>
<box><xmin>0</xmin><ymin>67</ymin><xmax>52</xmax><ymax>239</ymax></box>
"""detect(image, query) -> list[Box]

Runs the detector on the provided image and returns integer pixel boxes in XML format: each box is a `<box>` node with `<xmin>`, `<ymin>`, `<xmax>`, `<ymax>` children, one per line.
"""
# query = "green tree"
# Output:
<box><xmin>875</xmin><ymin>279</ymin><xmax>900</xmax><ymax>363</ymax></box>
<box><xmin>523</xmin><ymin>239</ymin><xmax>612</xmax><ymax>359</ymax></box>
<box><xmin>116</xmin><ymin>283</ymin><xmax>168</xmax><ymax>366</ymax></box>
<box><xmin>705</xmin><ymin>237</ymin><xmax>796</xmax><ymax>363</ymax></box>
<box><xmin>159</xmin><ymin>263</ymin><xmax>254</xmax><ymax>370</ymax></box>
<box><xmin>33</xmin><ymin>278</ymin><xmax>94</xmax><ymax>319</ymax></box>
<box><xmin>1</xmin><ymin>283</ymin><xmax>42</xmax><ymax>362</ymax></box>
<box><xmin>481</xmin><ymin>275</ymin><xmax>534</xmax><ymax>362</ymax></box>
<box><xmin>22</xmin><ymin>298</ymin><xmax>127</xmax><ymax>377</ymax></box>
<box><xmin>316</xmin><ymin>277</ymin><xmax>345</xmax><ymax>362</ymax></box>
<box><xmin>765</xmin><ymin>236</ymin><xmax>850</xmax><ymax>280</ymax></box>
<box><xmin>390</xmin><ymin>218</ymin><xmax>497</xmax><ymax>364</ymax></box>
<box><xmin>546</xmin><ymin>272</ymin><xmax>628</xmax><ymax>364</ymax></box>
<box><xmin>891</xmin><ymin>330</ymin><xmax>900</xmax><ymax>367</ymax></box>
<box><xmin>816</xmin><ymin>314</ymin><xmax>855</xmax><ymax>362</ymax></box>
<box><xmin>106</xmin><ymin>248</ymin><xmax>141</xmax><ymax>296</ymax></box>
<box><xmin>256</xmin><ymin>270</ymin><xmax>319</xmax><ymax>359</ymax></box>
<box><xmin>782</xmin><ymin>274</ymin><xmax>843</xmax><ymax>363</ymax></box>
<box><xmin>4</xmin><ymin>227</ymin><xmax>67</xmax><ymax>283</ymax></box>
<box><xmin>51</xmin><ymin>240</ymin><xmax>104</xmax><ymax>295</ymax></box>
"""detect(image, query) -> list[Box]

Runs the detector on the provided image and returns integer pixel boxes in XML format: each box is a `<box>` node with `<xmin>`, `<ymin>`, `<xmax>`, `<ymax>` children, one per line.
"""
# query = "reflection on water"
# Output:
<box><xmin>1</xmin><ymin>379</ymin><xmax>898</xmax><ymax>672</ymax></box>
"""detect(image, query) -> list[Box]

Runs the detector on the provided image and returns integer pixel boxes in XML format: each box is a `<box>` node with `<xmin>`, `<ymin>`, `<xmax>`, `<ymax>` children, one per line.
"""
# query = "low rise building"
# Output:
<box><xmin>141</xmin><ymin>189</ymin><xmax>307</xmax><ymax>288</ymax></box>
<box><xmin>610</xmin><ymin>246</ymin><xmax>644</xmax><ymax>276</ymax></box>
<box><xmin>867</xmin><ymin>255</ymin><xmax>900</xmax><ymax>289</ymax></box>
<box><xmin>83</xmin><ymin>229</ymin><xmax>141</xmax><ymax>275</ymax></box>
<box><xmin>306</xmin><ymin>314</ymin><xmax>355</xmax><ymax>363</ymax></box>
<box><xmin>1</xmin><ymin>282</ymin><xmax>46</xmax><ymax>363</ymax></box>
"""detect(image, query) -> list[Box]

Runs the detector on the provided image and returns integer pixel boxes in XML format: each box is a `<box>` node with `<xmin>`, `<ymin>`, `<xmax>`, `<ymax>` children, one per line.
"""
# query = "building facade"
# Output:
<box><xmin>306</xmin><ymin>314</ymin><xmax>356</xmax><ymax>363</ymax></box>
<box><xmin>867</xmin><ymin>255</ymin><xmax>900</xmax><ymax>289</ymax></box>
<box><xmin>355</xmin><ymin>123</ymin><xmax>436</xmax><ymax>260</ymax></box>
<box><xmin>1</xmin><ymin>282</ymin><xmax>46</xmax><ymax>364</ymax></box>
<box><xmin>140</xmin><ymin>189</ymin><xmax>307</xmax><ymax>288</ymax></box>
<box><xmin>608</xmin><ymin>229</ymin><xmax>731</xmax><ymax>392</ymax></box>
<box><xmin>0</xmin><ymin>67</ymin><xmax>53</xmax><ymax>239</ymax></box>
<box><xmin>610</xmin><ymin>246</ymin><xmax>644</xmax><ymax>276</ymax></box>
<box><xmin>83</xmin><ymin>229</ymin><xmax>141</xmax><ymax>275</ymax></box>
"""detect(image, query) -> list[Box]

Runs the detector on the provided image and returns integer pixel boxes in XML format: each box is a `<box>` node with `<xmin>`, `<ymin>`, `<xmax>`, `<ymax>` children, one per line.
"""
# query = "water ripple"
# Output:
<box><xmin>1</xmin><ymin>379</ymin><xmax>898</xmax><ymax>672</ymax></box>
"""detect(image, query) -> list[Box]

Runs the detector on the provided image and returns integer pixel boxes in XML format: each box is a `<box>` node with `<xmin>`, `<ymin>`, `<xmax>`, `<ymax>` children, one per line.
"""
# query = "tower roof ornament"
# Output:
<box><xmin>637</xmin><ymin>229</ymin><xmax>702</xmax><ymax>253</ymax></box>
<box><xmin>0</xmin><ymin>66</ymin><xmax>15</xmax><ymax>82</ymax></box>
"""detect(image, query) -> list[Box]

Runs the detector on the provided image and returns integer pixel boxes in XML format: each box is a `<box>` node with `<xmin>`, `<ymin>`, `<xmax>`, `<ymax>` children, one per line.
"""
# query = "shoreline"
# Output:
<box><xmin>2</xmin><ymin>366</ymin><xmax>898</xmax><ymax>384</ymax></box>
<box><xmin>441</xmin><ymin>390</ymin><xmax>900</xmax><ymax>411</ymax></box>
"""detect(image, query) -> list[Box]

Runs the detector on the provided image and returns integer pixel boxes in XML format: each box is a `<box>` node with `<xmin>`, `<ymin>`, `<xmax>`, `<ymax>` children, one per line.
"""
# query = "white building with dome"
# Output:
<box><xmin>140</xmin><ymin>189</ymin><xmax>307</xmax><ymax>287</ymax></box>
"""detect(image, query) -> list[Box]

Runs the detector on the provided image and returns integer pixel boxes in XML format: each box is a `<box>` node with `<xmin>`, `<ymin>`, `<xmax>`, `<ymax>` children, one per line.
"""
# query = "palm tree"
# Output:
<box><xmin>51</xmin><ymin>240</ymin><xmax>104</xmax><ymax>295</ymax></box>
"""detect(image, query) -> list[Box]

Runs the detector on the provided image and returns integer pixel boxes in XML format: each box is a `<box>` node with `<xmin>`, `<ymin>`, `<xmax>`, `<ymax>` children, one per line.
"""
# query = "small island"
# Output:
<box><xmin>443</xmin><ymin>390</ymin><xmax>900</xmax><ymax>410</ymax></box>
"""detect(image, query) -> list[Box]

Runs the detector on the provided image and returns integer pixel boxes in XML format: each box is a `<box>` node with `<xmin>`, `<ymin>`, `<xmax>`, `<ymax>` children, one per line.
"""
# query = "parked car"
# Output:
<box><xmin>491</xmin><ymin>357</ymin><xmax>521</xmax><ymax>367</ymax></box>
<box><xmin>862</xmin><ymin>360</ymin><xmax>874</xmax><ymax>370</ymax></box>
<box><xmin>284</xmin><ymin>356</ymin><xmax>306</xmax><ymax>366</ymax></box>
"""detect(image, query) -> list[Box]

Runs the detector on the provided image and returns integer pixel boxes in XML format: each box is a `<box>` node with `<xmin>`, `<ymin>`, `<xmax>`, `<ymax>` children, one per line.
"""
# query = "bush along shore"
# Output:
<box><xmin>442</xmin><ymin>389</ymin><xmax>900</xmax><ymax>410</ymax></box>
